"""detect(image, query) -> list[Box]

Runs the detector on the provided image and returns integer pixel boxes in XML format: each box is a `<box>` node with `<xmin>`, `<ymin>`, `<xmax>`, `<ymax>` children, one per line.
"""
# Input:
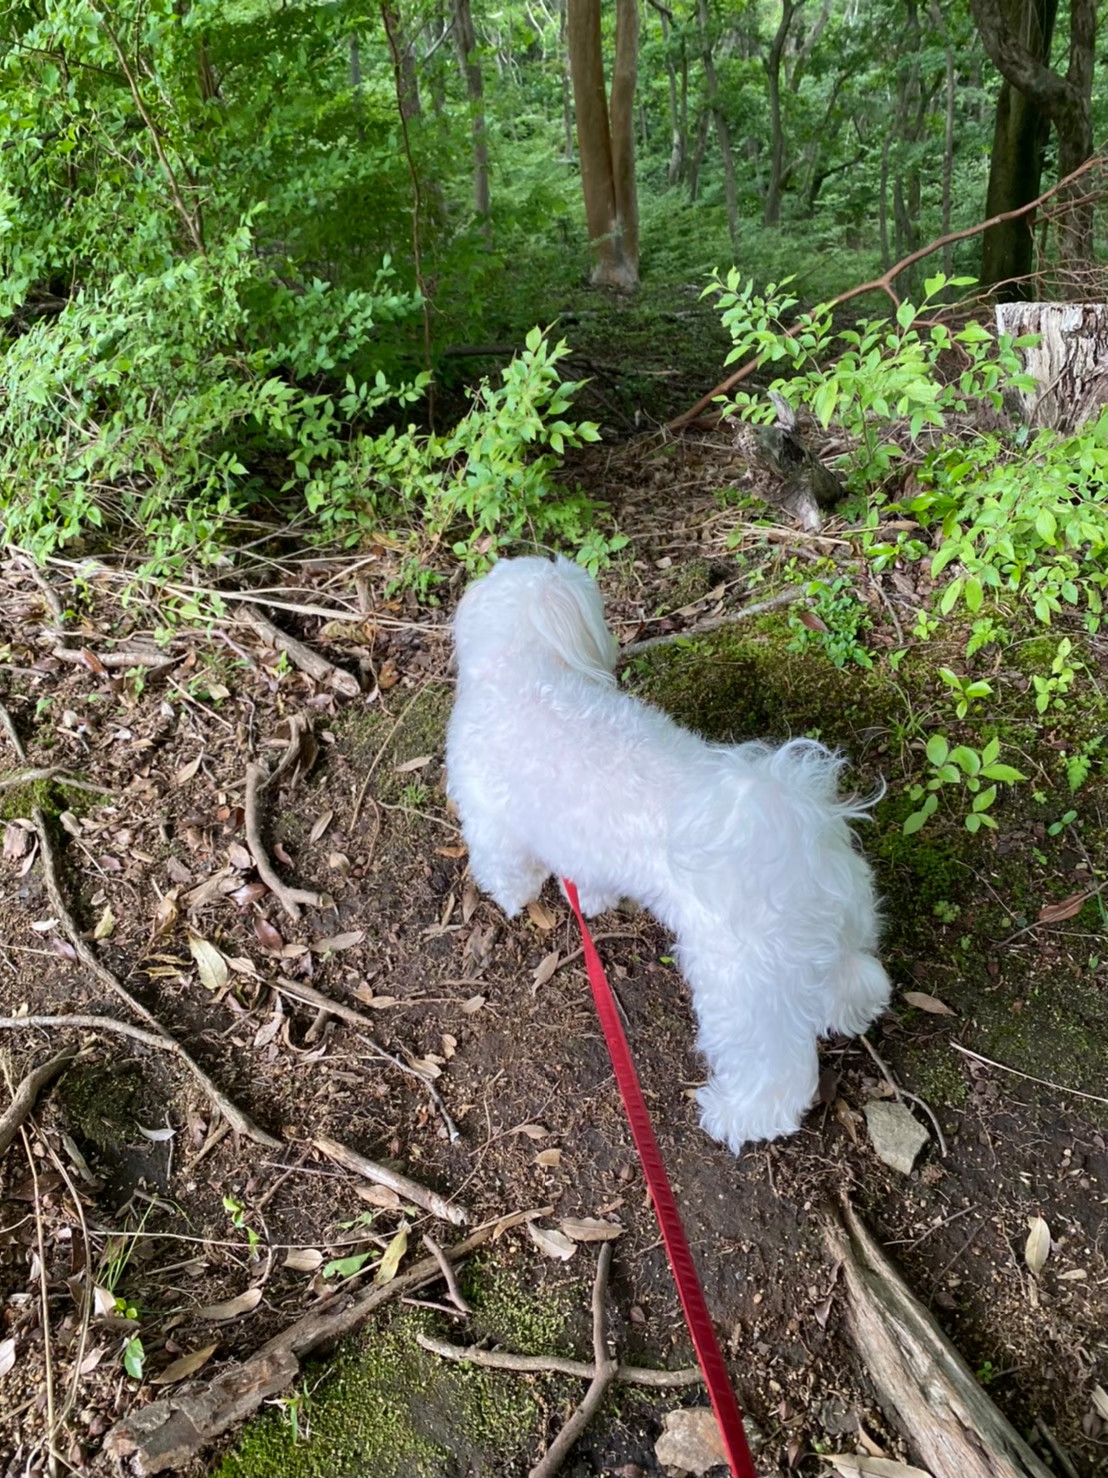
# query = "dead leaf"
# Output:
<box><xmin>406</xmin><ymin>1053</ymin><xmax>443</xmax><ymax>1078</ymax></box>
<box><xmin>150</xmin><ymin>889</ymin><xmax>180</xmax><ymax>941</ymax></box>
<box><xmin>527</xmin><ymin>1222</ymin><xmax>577</xmax><ymax>1261</ymax></box>
<box><xmin>93</xmin><ymin>904</ymin><xmax>115</xmax><ymax>941</ymax></box>
<box><xmin>188</xmin><ymin>933</ymin><xmax>230</xmax><ymax>993</ymax></box>
<box><xmin>394</xmin><ymin>754</ymin><xmax>432</xmax><ymax>774</ymax></box>
<box><xmin>151</xmin><ymin>1343</ymin><xmax>218</xmax><ymax>1385</ymax></box>
<box><xmin>136</xmin><ymin>1123</ymin><xmax>175</xmax><ymax>1143</ymax></box>
<box><xmin>440</xmin><ymin>1033</ymin><xmax>457</xmax><ymax>1059</ymax></box>
<box><xmin>254</xmin><ymin>916</ymin><xmax>284</xmax><ymax>952</ymax></box>
<box><xmin>1092</xmin><ymin>1385</ymin><xmax>1108</xmax><ymax>1421</ymax></box>
<box><xmin>227</xmin><ymin>842</ymin><xmax>253</xmax><ymax>871</ymax></box>
<box><xmin>825</xmin><ymin>1457</ymin><xmax>933</xmax><ymax>1478</ymax></box>
<box><xmin>461</xmin><ymin>881</ymin><xmax>479</xmax><ymax>923</ymax></box>
<box><xmin>902</xmin><ymin>990</ymin><xmax>955</xmax><ymax>1015</ymax></box>
<box><xmin>434</xmin><ymin>845</ymin><xmax>467</xmax><ymax>859</ymax></box>
<box><xmin>311</xmin><ymin>930</ymin><xmax>365</xmax><ymax>954</ymax></box>
<box><xmin>813</xmin><ymin>1292</ymin><xmax>834</xmax><ymax>1328</ymax></box>
<box><xmin>798</xmin><ymin>609</ymin><xmax>830</xmax><ymax>633</ymax></box>
<box><xmin>283</xmin><ymin>1248</ymin><xmax>324</xmax><ymax>1273</ymax></box>
<box><xmin>532</xmin><ymin>950</ymin><xmax>560</xmax><ymax>991</ymax></box>
<box><xmin>1038</xmin><ymin>889</ymin><xmax>1094</xmax><ymax>924</ymax></box>
<box><xmin>374</xmin><ymin>1225</ymin><xmax>409</xmax><ymax>1286</ymax></box>
<box><xmin>833</xmin><ymin>1098</ymin><xmax>860</xmax><ymax>1144</ymax></box>
<box><xmin>0</xmin><ymin>1336</ymin><xmax>15</xmax><ymax>1378</ymax></box>
<box><xmin>513</xmin><ymin>1123</ymin><xmax>549</xmax><ymax>1141</ymax></box>
<box><xmin>174</xmin><ymin>755</ymin><xmax>202</xmax><ymax>786</ymax></box>
<box><xmin>460</xmin><ymin>994</ymin><xmax>485</xmax><ymax>1015</ymax></box>
<box><xmin>559</xmin><ymin>1217</ymin><xmax>623</xmax><ymax>1243</ymax></box>
<box><xmin>1025</xmin><ymin>1215</ymin><xmax>1051</xmax><ymax>1277</ymax></box>
<box><xmin>253</xmin><ymin>1000</ymin><xmax>284</xmax><ymax>1049</ymax></box>
<box><xmin>3</xmin><ymin>824</ymin><xmax>30</xmax><ymax>861</ymax></box>
<box><xmin>194</xmin><ymin>1287</ymin><xmax>263</xmax><ymax>1321</ymax></box>
<box><xmin>534</xmin><ymin>1148</ymin><xmax>562</xmax><ymax>1168</ymax></box>
<box><xmin>526</xmin><ymin>900</ymin><xmax>556</xmax><ymax>931</ymax></box>
<box><xmin>310</xmin><ymin>809</ymin><xmax>335</xmax><ymax>843</ymax></box>
<box><xmin>355</xmin><ymin>1184</ymin><xmax>402</xmax><ymax>1210</ymax></box>
<box><xmin>92</xmin><ymin>1285</ymin><xmax>117</xmax><ymax>1318</ymax></box>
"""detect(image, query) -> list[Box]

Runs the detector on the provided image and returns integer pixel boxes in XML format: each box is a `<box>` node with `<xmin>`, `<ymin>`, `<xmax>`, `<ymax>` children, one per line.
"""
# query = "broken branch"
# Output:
<box><xmin>313</xmin><ymin>1134</ymin><xmax>468</xmax><ymax>1226</ymax></box>
<box><xmin>619</xmin><ymin>588</ymin><xmax>803</xmax><ymax>658</ymax></box>
<box><xmin>0</xmin><ymin>1049</ymin><xmax>76</xmax><ymax>1157</ymax></box>
<box><xmin>243</xmin><ymin>608</ymin><xmax>360</xmax><ymax>698</ymax></box>
<box><xmin>415</xmin><ymin>1332</ymin><xmax>702</xmax><ymax>1388</ymax></box>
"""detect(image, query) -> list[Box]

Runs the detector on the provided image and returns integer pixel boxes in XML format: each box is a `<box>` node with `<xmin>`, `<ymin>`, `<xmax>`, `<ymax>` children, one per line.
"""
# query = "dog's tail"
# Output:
<box><xmin>528</xmin><ymin>556</ymin><xmax>619</xmax><ymax>686</ymax></box>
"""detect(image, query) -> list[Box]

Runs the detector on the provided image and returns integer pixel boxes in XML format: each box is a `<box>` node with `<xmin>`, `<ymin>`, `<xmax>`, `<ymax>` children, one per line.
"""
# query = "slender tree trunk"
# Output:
<box><xmin>878</xmin><ymin>127</ymin><xmax>892</xmax><ymax>270</ymax></box>
<box><xmin>382</xmin><ymin>3</ymin><xmax>421</xmax><ymax>118</ymax></box>
<box><xmin>659</xmin><ymin>11</ymin><xmax>684</xmax><ymax>185</ymax></box>
<box><xmin>559</xmin><ymin>0</ymin><xmax>576</xmax><ymax>160</ymax></box>
<box><xmin>696</xmin><ymin>0</ymin><xmax>739</xmax><ymax>252</ymax></box>
<box><xmin>566</xmin><ymin>0</ymin><xmax>639</xmax><ymax>289</ymax></box>
<box><xmin>763</xmin><ymin>0</ymin><xmax>796</xmax><ymax>227</ymax></box>
<box><xmin>453</xmin><ymin>0</ymin><xmax>490</xmax><ymax>222</ymax></box>
<box><xmin>687</xmin><ymin>107</ymin><xmax>710</xmax><ymax>200</ymax></box>
<box><xmin>929</xmin><ymin>0</ymin><xmax>956</xmax><ymax>275</ymax></box>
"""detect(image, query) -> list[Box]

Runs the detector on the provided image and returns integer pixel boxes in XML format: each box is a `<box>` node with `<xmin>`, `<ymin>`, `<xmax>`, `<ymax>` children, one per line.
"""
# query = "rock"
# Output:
<box><xmin>654</xmin><ymin>1408</ymin><xmax>729</xmax><ymax>1475</ymax></box>
<box><xmin>864</xmin><ymin>1100</ymin><xmax>929</xmax><ymax>1175</ymax></box>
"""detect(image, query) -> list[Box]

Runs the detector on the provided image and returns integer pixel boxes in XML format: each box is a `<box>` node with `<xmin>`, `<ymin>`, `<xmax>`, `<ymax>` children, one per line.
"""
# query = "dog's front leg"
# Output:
<box><xmin>465</xmin><ymin>827</ymin><xmax>550</xmax><ymax>918</ymax></box>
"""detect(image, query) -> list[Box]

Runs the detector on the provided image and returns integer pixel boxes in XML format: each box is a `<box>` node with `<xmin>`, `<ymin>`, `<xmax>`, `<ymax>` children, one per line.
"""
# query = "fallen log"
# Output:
<box><xmin>824</xmin><ymin>1199</ymin><xmax>1053</xmax><ymax>1478</ymax></box>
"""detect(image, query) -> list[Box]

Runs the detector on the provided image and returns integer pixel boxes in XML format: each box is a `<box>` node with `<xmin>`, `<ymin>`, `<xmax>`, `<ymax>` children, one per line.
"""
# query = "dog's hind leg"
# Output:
<box><xmin>822</xmin><ymin>951</ymin><xmax>890</xmax><ymax>1037</ymax></box>
<box><xmin>466</xmin><ymin>824</ymin><xmax>550</xmax><ymax>918</ymax></box>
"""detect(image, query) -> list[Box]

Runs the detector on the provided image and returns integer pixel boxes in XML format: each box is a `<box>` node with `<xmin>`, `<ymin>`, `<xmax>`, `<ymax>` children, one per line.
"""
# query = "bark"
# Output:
<box><xmin>763</xmin><ymin>0</ymin><xmax>797</xmax><ymax>227</ymax></box>
<box><xmin>929</xmin><ymin>0</ymin><xmax>956</xmax><ymax>274</ymax></box>
<box><xmin>995</xmin><ymin>301</ymin><xmax>1108</xmax><ymax>430</ymax></box>
<box><xmin>971</xmin><ymin>0</ymin><xmax>1095</xmax><ymax>286</ymax></box>
<box><xmin>382</xmin><ymin>2</ymin><xmax>421</xmax><ymax>118</ymax></box>
<box><xmin>453</xmin><ymin>0</ymin><xmax>490</xmax><ymax>221</ymax></box>
<box><xmin>659</xmin><ymin>10</ymin><xmax>684</xmax><ymax>184</ymax></box>
<box><xmin>566</xmin><ymin>0</ymin><xmax>639</xmax><ymax>288</ymax></box>
<box><xmin>696</xmin><ymin>0</ymin><xmax>739</xmax><ymax>252</ymax></box>
<box><xmin>686</xmin><ymin>107</ymin><xmax>710</xmax><ymax>200</ymax></box>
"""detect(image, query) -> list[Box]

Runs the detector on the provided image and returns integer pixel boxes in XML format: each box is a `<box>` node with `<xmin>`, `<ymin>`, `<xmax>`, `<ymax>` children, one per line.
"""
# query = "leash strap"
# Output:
<box><xmin>563</xmin><ymin>880</ymin><xmax>759</xmax><ymax>1478</ymax></box>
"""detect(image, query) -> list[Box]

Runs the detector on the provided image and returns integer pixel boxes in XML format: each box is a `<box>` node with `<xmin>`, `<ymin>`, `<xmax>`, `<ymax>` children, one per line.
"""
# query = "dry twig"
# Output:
<box><xmin>243</xmin><ymin>608</ymin><xmax>360</xmax><ymax>698</ymax></box>
<box><xmin>271</xmin><ymin>976</ymin><xmax>460</xmax><ymax>1140</ymax></box>
<box><xmin>619</xmin><ymin>587</ymin><xmax>803</xmax><ymax>658</ymax></box>
<box><xmin>415</xmin><ymin>1332</ymin><xmax>702</xmax><ymax>1389</ymax></box>
<box><xmin>421</xmin><ymin>1233</ymin><xmax>473</xmax><ymax>1314</ymax></box>
<box><xmin>313</xmin><ymin>1134</ymin><xmax>468</xmax><ymax>1226</ymax></box>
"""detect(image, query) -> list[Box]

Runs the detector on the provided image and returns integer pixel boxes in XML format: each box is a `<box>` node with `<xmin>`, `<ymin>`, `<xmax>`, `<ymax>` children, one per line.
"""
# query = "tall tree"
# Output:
<box><xmin>454</xmin><ymin>0</ymin><xmax>491</xmax><ymax>221</ymax></box>
<box><xmin>566</xmin><ymin>0</ymin><xmax>640</xmax><ymax>289</ymax></box>
<box><xmin>971</xmin><ymin>0</ymin><xmax>1096</xmax><ymax>291</ymax></box>
<box><xmin>695</xmin><ymin>0</ymin><xmax>739</xmax><ymax>251</ymax></box>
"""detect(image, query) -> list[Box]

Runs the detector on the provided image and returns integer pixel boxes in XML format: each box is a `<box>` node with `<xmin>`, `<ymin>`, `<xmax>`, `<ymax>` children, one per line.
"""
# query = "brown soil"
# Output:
<box><xmin>0</xmin><ymin>455</ymin><xmax>1105</xmax><ymax>1478</ymax></box>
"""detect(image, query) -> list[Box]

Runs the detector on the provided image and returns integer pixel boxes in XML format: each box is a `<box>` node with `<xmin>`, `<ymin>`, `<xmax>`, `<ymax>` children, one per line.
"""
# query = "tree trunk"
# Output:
<box><xmin>382</xmin><ymin>3</ymin><xmax>421</xmax><ymax>118</ymax></box>
<box><xmin>453</xmin><ymin>0</ymin><xmax>490</xmax><ymax>222</ymax></box>
<box><xmin>995</xmin><ymin>301</ymin><xmax>1108</xmax><ymax>429</ymax></box>
<box><xmin>686</xmin><ymin>107</ymin><xmax>710</xmax><ymax>201</ymax></box>
<box><xmin>559</xmin><ymin>0</ymin><xmax>576</xmax><ymax>160</ymax></box>
<box><xmin>971</xmin><ymin>0</ymin><xmax>1094</xmax><ymax>291</ymax></box>
<box><xmin>696</xmin><ymin>0</ymin><xmax>739</xmax><ymax>252</ymax></box>
<box><xmin>566</xmin><ymin>0</ymin><xmax>639</xmax><ymax>289</ymax></box>
<box><xmin>659</xmin><ymin>11</ymin><xmax>684</xmax><ymax>185</ymax></box>
<box><xmin>929</xmin><ymin>0</ymin><xmax>956</xmax><ymax>275</ymax></box>
<box><xmin>763</xmin><ymin>0</ymin><xmax>796</xmax><ymax>227</ymax></box>
<box><xmin>610</xmin><ymin>0</ymin><xmax>640</xmax><ymax>273</ymax></box>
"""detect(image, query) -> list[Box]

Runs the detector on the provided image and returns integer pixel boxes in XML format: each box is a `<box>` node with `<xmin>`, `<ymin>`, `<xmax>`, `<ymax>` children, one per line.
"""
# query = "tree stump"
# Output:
<box><xmin>824</xmin><ymin>1199</ymin><xmax>1054</xmax><ymax>1478</ymax></box>
<box><xmin>995</xmin><ymin>301</ymin><xmax>1108</xmax><ymax>432</ymax></box>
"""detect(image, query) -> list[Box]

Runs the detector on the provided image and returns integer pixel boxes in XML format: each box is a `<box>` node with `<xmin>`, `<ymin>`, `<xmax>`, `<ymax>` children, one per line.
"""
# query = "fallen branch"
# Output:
<box><xmin>271</xmin><ymin>976</ymin><xmax>461</xmax><ymax>1141</ymax></box>
<box><xmin>0</xmin><ymin>767</ymin><xmax>117</xmax><ymax>796</ymax></box>
<box><xmin>824</xmin><ymin>1197</ymin><xmax>1053</xmax><ymax>1478</ymax></box>
<box><xmin>243</xmin><ymin>728</ymin><xmax>327</xmax><ymax>921</ymax></box>
<box><xmin>668</xmin><ymin>151</ymin><xmax>1107</xmax><ymax>432</ymax></box>
<box><xmin>0</xmin><ymin>699</ymin><xmax>28</xmax><ymax>763</ymax></box>
<box><xmin>619</xmin><ymin>588</ymin><xmax>803</xmax><ymax>658</ymax></box>
<box><xmin>950</xmin><ymin>1041</ymin><xmax>1108</xmax><ymax>1106</ymax></box>
<box><xmin>421</xmin><ymin>1233</ymin><xmax>472</xmax><ymax>1314</ymax></box>
<box><xmin>530</xmin><ymin>1243</ymin><xmax>617</xmax><ymax>1478</ymax></box>
<box><xmin>29</xmin><ymin>808</ymin><xmax>281</xmax><ymax>1149</ymax></box>
<box><xmin>415</xmin><ymin>1331</ymin><xmax>702</xmax><ymax>1389</ymax></box>
<box><xmin>242</xmin><ymin>608</ymin><xmax>360</xmax><ymax>699</ymax></box>
<box><xmin>0</xmin><ymin>1050</ymin><xmax>76</xmax><ymax>1157</ymax></box>
<box><xmin>49</xmin><ymin>645</ymin><xmax>177</xmax><ymax>671</ymax></box>
<box><xmin>104</xmin><ymin>1220</ymin><xmax>500</xmax><ymax>1475</ymax></box>
<box><xmin>313</xmin><ymin>1134</ymin><xmax>468</xmax><ymax>1226</ymax></box>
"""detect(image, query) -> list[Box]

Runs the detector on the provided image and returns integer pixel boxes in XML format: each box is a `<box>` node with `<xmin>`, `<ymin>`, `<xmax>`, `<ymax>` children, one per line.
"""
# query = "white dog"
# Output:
<box><xmin>446</xmin><ymin>555</ymin><xmax>890</xmax><ymax>1154</ymax></box>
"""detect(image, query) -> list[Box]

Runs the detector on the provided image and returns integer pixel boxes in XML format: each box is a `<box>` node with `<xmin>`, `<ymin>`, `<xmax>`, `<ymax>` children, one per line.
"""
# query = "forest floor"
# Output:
<box><xmin>0</xmin><ymin>313</ymin><xmax>1106</xmax><ymax>1478</ymax></box>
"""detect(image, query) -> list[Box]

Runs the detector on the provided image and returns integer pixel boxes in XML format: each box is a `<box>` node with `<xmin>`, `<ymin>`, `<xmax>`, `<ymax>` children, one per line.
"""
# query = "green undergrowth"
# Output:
<box><xmin>0</xmin><ymin>775</ymin><xmax>96</xmax><ymax>823</ymax></box>
<box><xmin>216</xmin><ymin>1251</ymin><xmax>585</xmax><ymax>1478</ymax></box>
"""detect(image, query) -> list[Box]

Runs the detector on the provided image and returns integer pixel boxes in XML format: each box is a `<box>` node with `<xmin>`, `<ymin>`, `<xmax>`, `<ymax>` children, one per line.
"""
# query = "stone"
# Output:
<box><xmin>864</xmin><ymin>1100</ymin><xmax>929</xmax><ymax>1175</ymax></box>
<box><xmin>654</xmin><ymin>1408</ymin><xmax>729</xmax><ymax>1476</ymax></box>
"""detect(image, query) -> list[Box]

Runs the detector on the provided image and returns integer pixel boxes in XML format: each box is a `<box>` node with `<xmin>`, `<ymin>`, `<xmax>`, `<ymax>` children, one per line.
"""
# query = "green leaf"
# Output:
<box><xmin>964</xmin><ymin>813</ymin><xmax>982</xmax><ymax>833</ymax></box>
<box><xmin>982</xmin><ymin>763</ymin><xmax>1026</xmax><ymax>783</ymax></box>
<box><xmin>950</xmin><ymin>746</ymin><xmax>981</xmax><ymax>775</ymax></box>
<box><xmin>925</xmin><ymin>734</ymin><xmax>950</xmax><ymax>766</ymax></box>
<box><xmin>981</xmin><ymin>737</ymin><xmax>1000</xmax><ymax>767</ymax></box>
<box><xmin>903</xmin><ymin>809</ymin><xmax>928</xmax><ymax>835</ymax></box>
<box><xmin>123</xmin><ymin>1337</ymin><xmax>145</xmax><ymax>1381</ymax></box>
<box><xmin>965</xmin><ymin>576</ymin><xmax>983</xmax><ymax>612</ymax></box>
<box><xmin>323</xmin><ymin>1251</ymin><xmax>373</xmax><ymax>1279</ymax></box>
<box><xmin>972</xmin><ymin>785</ymin><xmax>998</xmax><ymax>812</ymax></box>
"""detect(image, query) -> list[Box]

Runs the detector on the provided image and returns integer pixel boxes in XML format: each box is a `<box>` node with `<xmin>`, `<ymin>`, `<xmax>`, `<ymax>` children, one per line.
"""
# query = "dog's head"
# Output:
<box><xmin>454</xmin><ymin>556</ymin><xmax>618</xmax><ymax>685</ymax></box>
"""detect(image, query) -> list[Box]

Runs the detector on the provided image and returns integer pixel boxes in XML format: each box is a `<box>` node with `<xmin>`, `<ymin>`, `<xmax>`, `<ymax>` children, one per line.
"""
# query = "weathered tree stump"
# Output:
<box><xmin>996</xmin><ymin>301</ymin><xmax>1108</xmax><ymax>432</ymax></box>
<box><xmin>824</xmin><ymin>1199</ymin><xmax>1054</xmax><ymax>1478</ymax></box>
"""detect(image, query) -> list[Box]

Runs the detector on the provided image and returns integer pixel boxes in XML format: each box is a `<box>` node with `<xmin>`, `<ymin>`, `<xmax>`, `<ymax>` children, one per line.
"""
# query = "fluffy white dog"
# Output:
<box><xmin>446</xmin><ymin>555</ymin><xmax>890</xmax><ymax>1154</ymax></box>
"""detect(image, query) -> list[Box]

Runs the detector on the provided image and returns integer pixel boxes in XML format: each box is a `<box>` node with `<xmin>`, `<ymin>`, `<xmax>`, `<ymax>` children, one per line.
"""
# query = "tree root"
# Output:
<box><xmin>243</xmin><ymin>715</ymin><xmax>327</xmax><ymax>921</ymax></box>
<box><xmin>415</xmin><ymin>1331</ymin><xmax>702</xmax><ymax>1389</ymax></box>
<box><xmin>243</xmin><ymin>608</ymin><xmax>360</xmax><ymax>698</ymax></box>
<box><xmin>0</xmin><ymin>1049</ymin><xmax>77</xmax><ymax>1157</ymax></box>
<box><xmin>29</xmin><ymin>810</ymin><xmax>281</xmax><ymax>1150</ymax></box>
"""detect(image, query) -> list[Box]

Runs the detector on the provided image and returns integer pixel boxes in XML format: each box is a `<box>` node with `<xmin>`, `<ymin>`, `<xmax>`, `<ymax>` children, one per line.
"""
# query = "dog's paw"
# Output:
<box><xmin>824</xmin><ymin>952</ymin><xmax>891</xmax><ymax>1037</ymax></box>
<box><xmin>696</xmin><ymin>1080</ymin><xmax>805</xmax><ymax>1157</ymax></box>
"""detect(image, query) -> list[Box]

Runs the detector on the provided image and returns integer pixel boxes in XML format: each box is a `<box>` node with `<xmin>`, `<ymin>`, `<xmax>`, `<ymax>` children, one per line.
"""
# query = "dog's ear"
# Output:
<box><xmin>530</xmin><ymin>561</ymin><xmax>618</xmax><ymax>685</ymax></box>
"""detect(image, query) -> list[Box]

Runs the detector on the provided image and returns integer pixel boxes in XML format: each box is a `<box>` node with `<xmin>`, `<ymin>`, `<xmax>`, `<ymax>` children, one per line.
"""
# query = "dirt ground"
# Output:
<box><xmin>0</xmin><ymin>439</ymin><xmax>1105</xmax><ymax>1478</ymax></box>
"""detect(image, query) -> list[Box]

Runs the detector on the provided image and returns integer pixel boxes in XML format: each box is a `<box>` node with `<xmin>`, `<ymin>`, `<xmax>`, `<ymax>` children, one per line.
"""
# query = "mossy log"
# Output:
<box><xmin>824</xmin><ymin>1200</ymin><xmax>1053</xmax><ymax>1478</ymax></box>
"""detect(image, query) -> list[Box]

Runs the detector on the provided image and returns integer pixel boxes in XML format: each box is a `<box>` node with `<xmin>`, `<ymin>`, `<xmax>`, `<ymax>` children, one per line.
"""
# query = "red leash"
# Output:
<box><xmin>563</xmin><ymin>880</ymin><xmax>759</xmax><ymax>1478</ymax></box>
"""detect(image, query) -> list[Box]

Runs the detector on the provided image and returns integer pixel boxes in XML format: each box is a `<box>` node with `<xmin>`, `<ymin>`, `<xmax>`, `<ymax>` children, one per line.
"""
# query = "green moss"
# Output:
<box><xmin>335</xmin><ymin>685</ymin><xmax>452</xmax><ymax>805</ymax></box>
<box><xmin>0</xmin><ymin>776</ymin><xmax>94</xmax><ymax>822</ymax></box>
<box><xmin>60</xmin><ymin>1062</ymin><xmax>143</xmax><ymax>1150</ymax></box>
<box><xmin>216</xmin><ymin>1253</ymin><xmax>583</xmax><ymax>1478</ymax></box>
<box><xmin>655</xmin><ymin>557</ymin><xmax>714</xmax><ymax>615</ymax></box>
<box><xmin>903</xmin><ymin>1042</ymin><xmax>970</xmax><ymax>1110</ymax></box>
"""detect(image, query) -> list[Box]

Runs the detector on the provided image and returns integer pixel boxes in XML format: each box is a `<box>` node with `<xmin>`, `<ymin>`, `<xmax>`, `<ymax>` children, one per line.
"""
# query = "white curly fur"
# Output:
<box><xmin>446</xmin><ymin>555</ymin><xmax>891</xmax><ymax>1154</ymax></box>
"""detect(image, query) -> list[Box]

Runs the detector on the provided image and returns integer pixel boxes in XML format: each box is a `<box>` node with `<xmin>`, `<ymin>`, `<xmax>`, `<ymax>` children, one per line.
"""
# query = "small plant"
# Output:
<box><xmin>932</xmin><ymin>900</ymin><xmax>960</xmax><ymax>924</ymax></box>
<box><xmin>1047</xmin><ymin>809</ymin><xmax>1077</xmax><ymax>838</ymax></box>
<box><xmin>1031</xmin><ymin>638</ymin><xmax>1081</xmax><ymax>714</ymax></box>
<box><xmin>399</xmin><ymin>782</ymin><xmax>431</xmax><ymax>809</ymax></box>
<box><xmin>965</xmin><ymin>616</ymin><xmax>1006</xmax><ymax>658</ymax></box>
<box><xmin>938</xmin><ymin>667</ymin><xmax>993</xmax><ymax>719</ymax></box>
<box><xmin>904</xmin><ymin>735</ymin><xmax>1026</xmax><ymax>835</ymax></box>
<box><xmin>123</xmin><ymin>1335</ymin><xmax>146</xmax><ymax>1381</ymax></box>
<box><xmin>223</xmin><ymin>1194</ymin><xmax>261</xmax><ymax>1261</ymax></box>
<box><xmin>787</xmin><ymin>577</ymin><xmax>873</xmax><ymax>669</ymax></box>
<box><xmin>1063</xmin><ymin>735</ymin><xmax>1104</xmax><ymax>794</ymax></box>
